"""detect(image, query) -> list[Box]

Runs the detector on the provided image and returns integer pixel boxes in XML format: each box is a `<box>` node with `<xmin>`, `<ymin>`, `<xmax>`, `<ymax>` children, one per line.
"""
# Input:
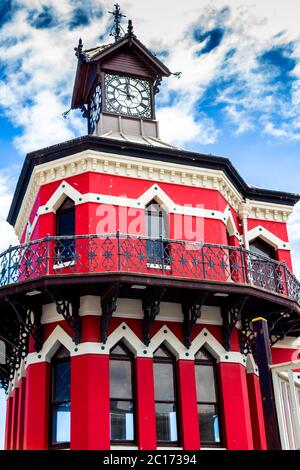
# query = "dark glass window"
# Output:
<box><xmin>153</xmin><ymin>344</ymin><xmax>179</xmax><ymax>445</ymax></box>
<box><xmin>195</xmin><ymin>347</ymin><xmax>222</xmax><ymax>447</ymax></box>
<box><xmin>50</xmin><ymin>345</ymin><xmax>71</xmax><ymax>448</ymax></box>
<box><xmin>145</xmin><ymin>200</ymin><xmax>169</xmax><ymax>264</ymax></box>
<box><xmin>249</xmin><ymin>238</ymin><xmax>276</xmax><ymax>259</ymax></box>
<box><xmin>56</xmin><ymin>198</ymin><xmax>75</xmax><ymax>263</ymax></box>
<box><xmin>110</xmin><ymin>342</ymin><xmax>135</xmax><ymax>443</ymax></box>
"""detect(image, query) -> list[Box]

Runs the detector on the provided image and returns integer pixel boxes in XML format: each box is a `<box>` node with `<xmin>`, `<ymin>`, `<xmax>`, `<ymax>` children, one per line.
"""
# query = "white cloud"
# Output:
<box><xmin>0</xmin><ymin>0</ymin><xmax>300</xmax><ymax>155</ymax></box>
<box><xmin>158</xmin><ymin>104</ymin><xmax>219</xmax><ymax>146</ymax></box>
<box><xmin>0</xmin><ymin>170</ymin><xmax>19</xmax><ymax>252</ymax></box>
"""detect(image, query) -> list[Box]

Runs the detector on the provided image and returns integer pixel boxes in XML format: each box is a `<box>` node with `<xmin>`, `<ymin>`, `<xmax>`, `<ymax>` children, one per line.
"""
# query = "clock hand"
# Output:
<box><xmin>114</xmin><ymin>87</ymin><xmax>135</xmax><ymax>100</ymax></box>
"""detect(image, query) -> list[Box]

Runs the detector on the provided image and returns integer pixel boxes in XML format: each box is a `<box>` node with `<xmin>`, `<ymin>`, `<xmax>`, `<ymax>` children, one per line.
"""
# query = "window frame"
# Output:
<box><xmin>195</xmin><ymin>348</ymin><xmax>223</xmax><ymax>448</ymax></box>
<box><xmin>49</xmin><ymin>351</ymin><xmax>71</xmax><ymax>450</ymax></box>
<box><xmin>145</xmin><ymin>200</ymin><xmax>170</xmax><ymax>267</ymax></box>
<box><xmin>55</xmin><ymin>197</ymin><xmax>76</xmax><ymax>264</ymax></box>
<box><xmin>109</xmin><ymin>342</ymin><xmax>136</xmax><ymax>445</ymax></box>
<box><xmin>249</xmin><ymin>238</ymin><xmax>276</xmax><ymax>260</ymax></box>
<box><xmin>153</xmin><ymin>344</ymin><xmax>180</xmax><ymax>447</ymax></box>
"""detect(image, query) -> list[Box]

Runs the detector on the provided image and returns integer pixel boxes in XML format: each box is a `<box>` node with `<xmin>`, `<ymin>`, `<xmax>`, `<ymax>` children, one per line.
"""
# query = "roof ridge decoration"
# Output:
<box><xmin>108</xmin><ymin>3</ymin><xmax>127</xmax><ymax>42</ymax></box>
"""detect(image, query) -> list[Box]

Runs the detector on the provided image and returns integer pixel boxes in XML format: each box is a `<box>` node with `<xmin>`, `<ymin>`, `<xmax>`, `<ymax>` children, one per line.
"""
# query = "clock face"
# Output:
<box><xmin>105</xmin><ymin>74</ymin><xmax>152</xmax><ymax>118</ymax></box>
<box><xmin>88</xmin><ymin>84</ymin><xmax>102</xmax><ymax>133</ymax></box>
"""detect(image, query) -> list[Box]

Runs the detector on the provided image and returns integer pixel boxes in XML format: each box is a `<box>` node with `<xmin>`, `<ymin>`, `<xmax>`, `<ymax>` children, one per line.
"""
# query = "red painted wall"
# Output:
<box><xmin>16</xmin><ymin>377</ymin><xmax>26</xmax><ymax>450</ymax></box>
<box><xmin>135</xmin><ymin>357</ymin><xmax>156</xmax><ymax>450</ymax></box>
<box><xmin>219</xmin><ymin>363</ymin><xmax>254</xmax><ymax>449</ymax></box>
<box><xmin>177</xmin><ymin>360</ymin><xmax>200</xmax><ymax>449</ymax></box>
<box><xmin>71</xmin><ymin>355</ymin><xmax>110</xmax><ymax>450</ymax></box>
<box><xmin>4</xmin><ymin>396</ymin><xmax>12</xmax><ymax>450</ymax></box>
<box><xmin>272</xmin><ymin>347</ymin><xmax>300</xmax><ymax>364</ymax></box>
<box><xmin>10</xmin><ymin>387</ymin><xmax>19</xmax><ymax>450</ymax></box>
<box><xmin>23</xmin><ymin>362</ymin><xmax>50</xmax><ymax>450</ymax></box>
<box><xmin>246</xmin><ymin>373</ymin><xmax>267</xmax><ymax>450</ymax></box>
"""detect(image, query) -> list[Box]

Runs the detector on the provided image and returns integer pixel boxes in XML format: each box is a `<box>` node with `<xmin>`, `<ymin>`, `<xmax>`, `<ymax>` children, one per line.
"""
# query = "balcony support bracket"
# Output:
<box><xmin>5</xmin><ymin>298</ymin><xmax>44</xmax><ymax>353</ymax></box>
<box><xmin>222</xmin><ymin>295</ymin><xmax>249</xmax><ymax>351</ymax></box>
<box><xmin>47</xmin><ymin>291</ymin><xmax>81</xmax><ymax>344</ymax></box>
<box><xmin>270</xmin><ymin>311</ymin><xmax>300</xmax><ymax>346</ymax></box>
<box><xmin>142</xmin><ymin>287</ymin><xmax>166</xmax><ymax>346</ymax></box>
<box><xmin>181</xmin><ymin>293</ymin><xmax>208</xmax><ymax>348</ymax></box>
<box><xmin>101</xmin><ymin>283</ymin><xmax>121</xmax><ymax>344</ymax></box>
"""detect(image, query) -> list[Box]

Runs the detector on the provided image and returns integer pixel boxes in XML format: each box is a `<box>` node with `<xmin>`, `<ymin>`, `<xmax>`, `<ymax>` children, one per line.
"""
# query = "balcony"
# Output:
<box><xmin>0</xmin><ymin>233</ymin><xmax>299</xmax><ymax>305</ymax></box>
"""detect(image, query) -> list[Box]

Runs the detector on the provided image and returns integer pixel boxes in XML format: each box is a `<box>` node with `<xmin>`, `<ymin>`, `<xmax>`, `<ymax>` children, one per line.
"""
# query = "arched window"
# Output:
<box><xmin>145</xmin><ymin>199</ymin><xmax>169</xmax><ymax>265</ymax></box>
<box><xmin>50</xmin><ymin>345</ymin><xmax>71</xmax><ymax>448</ymax></box>
<box><xmin>56</xmin><ymin>198</ymin><xmax>75</xmax><ymax>263</ymax></box>
<box><xmin>195</xmin><ymin>347</ymin><xmax>222</xmax><ymax>447</ymax></box>
<box><xmin>110</xmin><ymin>342</ymin><xmax>135</xmax><ymax>443</ymax></box>
<box><xmin>153</xmin><ymin>344</ymin><xmax>179</xmax><ymax>445</ymax></box>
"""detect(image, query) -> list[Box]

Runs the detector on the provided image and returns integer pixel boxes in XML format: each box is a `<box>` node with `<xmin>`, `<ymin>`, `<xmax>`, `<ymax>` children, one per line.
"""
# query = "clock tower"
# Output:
<box><xmin>71</xmin><ymin>6</ymin><xmax>171</xmax><ymax>143</ymax></box>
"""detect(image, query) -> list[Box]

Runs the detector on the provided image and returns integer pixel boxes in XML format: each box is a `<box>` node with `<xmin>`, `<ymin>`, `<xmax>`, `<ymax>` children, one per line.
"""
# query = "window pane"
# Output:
<box><xmin>110</xmin><ymin>400</ymin><xmax>134</xmax><ymax>441</ymax></box>
<box><xmin>54</xmin><ymin>362</ymin><xmax>70</xmax><ymax>403</ymax></box>
<box><xmin>154</xmin><ymin>346</ymin><xmax>172</xmax><ymax>359</ymax></box>
<box><xmin>198</xmin><ymin>404</ymin><xmax>220</xmax><ymax>444</ymax></box>
<box><xmin>110</xmin><ymin>360</ymin><xmax>132</xmax><ymax>400</ymax></box>
<box><xmin>195</xmin><ymin>364</ymin><xmax>216</xmax><ymax>403</ymax></box>
<box><xmin>155</xmin><ymin>403</ymin><xmax>178</xmax><ymax>442</ymax></box>
<box><xmin>52</xmin><ymin>402</ymin><xmax>70</xmax><ymax>444</ymax></box>
<box><xmin>249</xmin><ymin>239</ymin><xmax>275</xmax><ymax>259</ymax></box>
<box><xmin>57</xmin><ymin>210</ymin><xmax>75</xmax><ymax>236</ymax></box>
<box><xmin>111</xmin><ymin>344</ymin><xmax>129</xmax><ymax>356</ymax></box>
<box><xmin>195</xmin><ymin>348</ymin><xmax>214</xmax><ymax>361</ymax></box>
<box><xmin>154</xmin><ymin>362</ymin><xmax>175</xmax><ymax>401</ymax></box>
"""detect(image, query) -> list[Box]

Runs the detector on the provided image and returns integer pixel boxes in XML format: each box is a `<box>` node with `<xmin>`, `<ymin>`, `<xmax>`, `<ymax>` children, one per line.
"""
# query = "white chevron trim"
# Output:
<box><xmin>26</xmin><ymin>180</ymin><xmax>242</xmax><ymax>242</ymax></box>
<box><xmin>246</xmin><ymin>225</ymin><xmax>290</xmax><ymax>250</ymax></box>
<box><xmin>24</xmin><ymin>323</ymin><xmax>246</xmax><ymax>366</ymax></box>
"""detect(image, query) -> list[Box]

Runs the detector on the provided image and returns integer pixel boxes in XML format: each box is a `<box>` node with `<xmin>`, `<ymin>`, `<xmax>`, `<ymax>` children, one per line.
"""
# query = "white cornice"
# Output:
<box><xmin>243</xmin><ymin>199</ymin><xmax>292</xmax><ymax>223</ymax></box>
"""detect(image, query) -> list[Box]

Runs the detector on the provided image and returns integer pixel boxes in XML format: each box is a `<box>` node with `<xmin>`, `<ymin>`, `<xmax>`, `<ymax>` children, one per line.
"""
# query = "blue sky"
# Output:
<box><xmin>1</xmin><ymin>0</ymin><xmax>300</xmax><ymax>449</ymax></box>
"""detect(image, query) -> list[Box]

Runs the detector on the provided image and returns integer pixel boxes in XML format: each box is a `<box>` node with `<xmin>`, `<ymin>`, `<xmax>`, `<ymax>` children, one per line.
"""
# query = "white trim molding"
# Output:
<box><xmin>25</xmin><ymin>323</ymin><xmax>246</xmax><ymax>367</ymax></box>
<box><xmin>245</xmin><ymin>225</ymin><xmax>290</xmax><ymax>251</ymax></box>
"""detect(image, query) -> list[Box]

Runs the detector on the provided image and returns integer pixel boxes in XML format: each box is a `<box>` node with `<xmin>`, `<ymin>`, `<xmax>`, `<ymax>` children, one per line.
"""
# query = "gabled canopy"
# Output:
<box><xmin>71</xmin><ymin>33</ymin><xmax>171</xmax><ymax>109</ymax></box>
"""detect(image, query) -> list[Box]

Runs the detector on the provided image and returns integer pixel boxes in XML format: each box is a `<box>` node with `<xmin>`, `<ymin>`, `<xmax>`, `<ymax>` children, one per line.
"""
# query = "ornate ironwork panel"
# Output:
<box><xmin>0</xmin><ymin>234</ymin><xmax>299</xmax><ymax>303</ymax></box>
<box><xmin>240</xmin><ymin>316</ymin><xmax>256</xmax><ymax>359</ymax></box>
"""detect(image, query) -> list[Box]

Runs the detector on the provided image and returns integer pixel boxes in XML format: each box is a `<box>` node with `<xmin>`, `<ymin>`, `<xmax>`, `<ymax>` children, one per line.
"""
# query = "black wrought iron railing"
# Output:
<box><xmin>0</xmin><ymin>233</ymin><xmax>299</xmax><ymax>303</ymax></box>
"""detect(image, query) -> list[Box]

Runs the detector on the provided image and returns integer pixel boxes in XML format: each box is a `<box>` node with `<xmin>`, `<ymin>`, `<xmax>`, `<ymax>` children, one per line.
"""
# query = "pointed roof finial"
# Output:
<box><xmin>108</xmin><ymin>3</ymin><xmax>126</xmax><ymax>42</ymax></box>
<box><xmin>74</xmin><ymin>38</ymin><xmax>83</xmax><ymax>59</ymax></box>
<box><xmin>127</xmin><ymin>19</ymin><xmax>133</xmax><ymax>35</ymax></box>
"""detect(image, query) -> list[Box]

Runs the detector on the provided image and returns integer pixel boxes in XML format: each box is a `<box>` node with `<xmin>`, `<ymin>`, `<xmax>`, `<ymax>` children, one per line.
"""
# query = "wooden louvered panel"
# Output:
<box><xmin>101</xmin><ymin>50</ymin><xmax>154</xmax><ymax>78</ymax></box>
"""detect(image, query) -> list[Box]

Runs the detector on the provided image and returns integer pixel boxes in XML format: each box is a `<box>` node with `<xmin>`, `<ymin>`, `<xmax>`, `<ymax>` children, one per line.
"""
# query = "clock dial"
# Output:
<box><xmin>105</xmin><ymin>74</ymin><xmax>151</xmax><ymax>118</ymax></box>
<box><xmin>88</xmin><ymin>84</ymin><xmax>102</xmax><ymax>134</ymax></box>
